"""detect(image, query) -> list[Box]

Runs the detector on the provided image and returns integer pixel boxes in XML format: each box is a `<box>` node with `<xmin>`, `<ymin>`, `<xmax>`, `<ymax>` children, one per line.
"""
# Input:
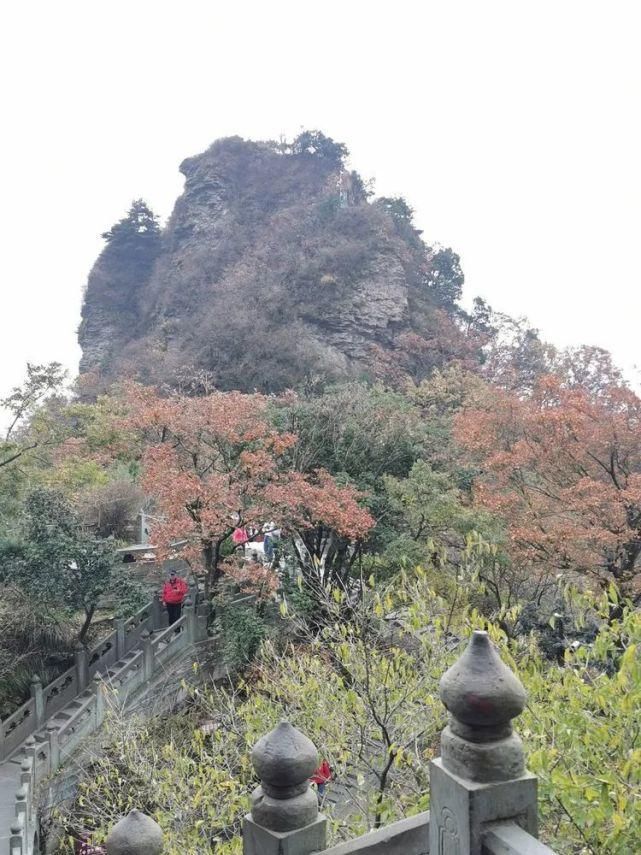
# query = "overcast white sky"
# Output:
<box><xmin>1</xmin><ymin>0</ymin><xmax>639</xmax><ymax>401</ymax></box>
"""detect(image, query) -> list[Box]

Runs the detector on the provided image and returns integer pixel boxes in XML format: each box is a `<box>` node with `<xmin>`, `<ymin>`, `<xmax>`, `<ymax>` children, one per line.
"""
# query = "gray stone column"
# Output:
<box><xmin>105</xmin><ymin>809</ymin><xmax>164</xmax><ymax>854</ymax></box>
<box><xmin>20</xmin><ymin>758</ymin><xmax>32</xmax><ymax>788</ymax></box>
<box><xmin>9</xmin><ymin>822</ymin><xmax>24</xmax><ymax>854</ymax></box>
<box><xmin>183</xmin><ymin>597</ymin><xmax>195</xmax><ymax>644</ymax></box>
<box><xmin>93</xmin><ymin>674</ymin><xmax>105</xmax><ymax>728</ymax></box>
<box><xmin>75</xmin><ymin>643</ymin><xmax>89</xmax><ymax>692</ymax></box>
<box><xmin>30</xmin><ymin>674</ymin><xmax>44</xmax><ymax>728</ymax></box>
<box><xmin>47</xmin><ymin>724</ymin><xmax>60</xmax><ymax>773</ymax></box>
<box><xmin>151</xmin><ymin>592</ymin><xmax>164</xmax><ymax>631</ymax></box>
<box><xmin>24</xmin><ymin>735</ymin><xmax>37</xmax><ymax>764</ymax></box>
<box><xmin>243</xmin><ymin>721</ymin><xmax>327</xmax><ymax>855</ymax></box>
<box><xmin>142</xmin><ymin>630</ymin><xmax>154</xmax><ymax>681</ymax></box>
<box><xmin>429</xmin><ymin>631</ymin><xmax>538</xmax><ymax>855</ymax></box>
<box><xmin>115</xmin><ymin>617</ymin><xmax>126</xmax><ymax>660</ymax></box>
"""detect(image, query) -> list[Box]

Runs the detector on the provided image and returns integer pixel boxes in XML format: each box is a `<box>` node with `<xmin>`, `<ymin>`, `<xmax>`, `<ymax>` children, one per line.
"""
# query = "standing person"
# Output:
<box><xmin>162</xmin><ymin>569</ymin><xmax>188</xmax><ymax>625</ymax></box>
<box><xmin>311</xmin><ymin>758</ymin><xmax>332</xmax><ymax>802</ymax></box>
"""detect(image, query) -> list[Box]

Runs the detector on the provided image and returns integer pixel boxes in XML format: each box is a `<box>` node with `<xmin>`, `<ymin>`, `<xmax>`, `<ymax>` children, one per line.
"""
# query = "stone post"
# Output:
<box><xmin>24</xmin><ymin>735</ymin><xmax>37</xmax><ymax>764</ymax></box>
<box><xmin>47</xmin><ymin>724</ymin><xmax>60</xmax><ymax>773</ymax></box>
<box><xmin>142</xmin><ymin>630</ymin><xmax>154</xmax><ymax>682</ymax></box>
<box><xmin>196</xmin><ymin>600</ymin><xmax>211</xmax><ymax>642</ymax></box>
<box><xmin>75</xmin><ymin>643</ymin><xmax>89</xmax><ymax>692</ymax></box>
<box><xmin>9</xmin><ymin>822</ymin><xmax>24</xmax><ymax>854</ymax></box>
<box><xmin>105</xmin><ymin>809</ymin><xmax>164</xmax><ymax>854</ymax></box>
<box><xmin>243</xmin><ymin>721</ymin><xmax>327</xmax><ymax>855</ymax></box>
<box><xmin>15</xmin><ymin>784</ymin><xmax>27</xmax><ymax>826</ymax></box>
<box><xmin>189</xmin><ymin>578</ymin><xmax>198</xmax><ymax>605</ymax></box>
<box><xmin>429</xmin><ymin>630</ymin><xmax>538</xmax><ymax>855</ymax></box>
<box><xmin>31</xmin><ymin>674</ymin><xmax>44</xmax><ymax>729</ymax></box>
<box><xmin>151</xmin><ymin>593</ymin><xmax>164</xmax><ymax>631</ymax></box>
<box><xmin>93</xmin><ymin>674</ymin><xmax>105</xmax><ymax>728</ymax></box>
<box><xmin>115</xmin><ymin>617</ymin><xmax>126</xmax><ymax>660</ymax></box>
<box><xmin>20</xmin><ymin>758</ymin><xmax>32</xmax><ymax>788</ymax></box>
<box><xmin>183</xmin><ymin>597</ymin><xmax>195</xmax><ymax>644</ymax></box>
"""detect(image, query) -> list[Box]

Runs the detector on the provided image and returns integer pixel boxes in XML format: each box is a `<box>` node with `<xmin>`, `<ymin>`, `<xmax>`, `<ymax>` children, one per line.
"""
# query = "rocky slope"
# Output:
<box><xmin>79</xmin><ymin>133</ymin><xmax>469</xmax><ymax>391</ymax></box>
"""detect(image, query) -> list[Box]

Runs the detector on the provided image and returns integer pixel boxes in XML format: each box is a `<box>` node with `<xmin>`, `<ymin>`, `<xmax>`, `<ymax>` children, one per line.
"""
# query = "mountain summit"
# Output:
<box><xmin>79</xmin><ymin>132</ymin><xmax>469</xmax><ymax>391</ymax></box>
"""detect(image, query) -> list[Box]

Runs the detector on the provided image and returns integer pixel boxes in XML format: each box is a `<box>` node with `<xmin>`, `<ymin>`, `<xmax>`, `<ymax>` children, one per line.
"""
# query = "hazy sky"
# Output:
<box><xmin>1</xmin><ymin>0</ymin><xmax>639</xmax><ymax>401</ymax></box>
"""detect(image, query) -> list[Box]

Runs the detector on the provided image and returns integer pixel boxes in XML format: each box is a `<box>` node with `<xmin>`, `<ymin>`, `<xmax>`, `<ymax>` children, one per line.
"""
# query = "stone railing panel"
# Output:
<box><xmin>318</xmin><ymin>811</ymin><xmax>430</xmax><ymax>855</ymax></box>
<box><xmin>482</xmin><ymin>821</ymin><xmax>558</xmax><ymax>855</ymax></box>
<box><xmin>43</xmin><ymin>665</ymin><xmax>79</xmax><ymax>720</ymax></box>
<box><xmin>88</xmin><ymin>632</ymin><xmax>118</xmax><ymax>679</ymax></box>
<box><xmin>151</xmin><ymin>618</ymin><xmax>188</xmax><ymax>666</ymax></box>
<box><xmin>2</xmin><ymin>699</ymin><xmax>36</xmax><ymax>758</ymax></box>
<box><xmin>58</xmin><ymin>695</ymin><xmax>98</xmax><ymax>762</ymax></box>
<box><xmin>124</xmin><ymin>605</ymin><xmax>153</xmax><ymax>654</ymax></box>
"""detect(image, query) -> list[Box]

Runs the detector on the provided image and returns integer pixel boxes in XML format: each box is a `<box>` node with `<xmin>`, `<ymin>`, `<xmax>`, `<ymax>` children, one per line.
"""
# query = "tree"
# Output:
<box><xmin>13</xmin><ymin>488</ymin><xmax>142</xmax><ymax>642</ymax></box>
<box><xmin>424</xmin><ymin>247</ymin><xmax>464</xmax><ymax>309</ymax></box>
<box><xmin>123</xmin><ymin>385</ymin><xmax>374</xmax><ymax>594</ymax></box>
<box><xmin>289</xmin><ymin>130</ymin><xmax>349</xmax><ymax>164</ymax></box>
<box><xmin>101</xmin><ymin>199</ymin><xmax>160</xmax><ymax>245</ymax></box>
<box><xmin>54</xmin><ymin>578</ymin><xmax>641</xmax><ymax>854</ymax></box>
<box><xmin>455</xmin><ymin>374</ymin><xmax>641</xmax><ymax>604</ymax></box>
<box><xmin>0</xmin><ymin>362</ymin><xmax>66</xmax><ymax>469</ymax></box>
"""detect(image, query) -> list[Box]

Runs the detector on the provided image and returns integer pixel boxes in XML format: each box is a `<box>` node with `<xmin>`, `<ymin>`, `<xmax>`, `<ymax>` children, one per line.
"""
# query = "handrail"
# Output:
<box><xmin>2</xmin><ymin>595</ymin><xmax>209</xmax><ymax>854</ymax></box>
<box><xmin>1</xmin><ymin>597</ymin><xmax>158</xmax><ymax>761</ymax></box>
<box><xmin>151</xmin><ymin>616</ymin><xmax>186</xmax><ymax>650</ymax></box>
<box><xmin>482</xmin><ymin>822</ymin><xmax>558</xmax><ymax>854</ymax></box>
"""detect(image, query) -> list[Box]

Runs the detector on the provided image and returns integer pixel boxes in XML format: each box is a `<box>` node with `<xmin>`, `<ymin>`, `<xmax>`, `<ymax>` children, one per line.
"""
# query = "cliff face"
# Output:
<box><xmin>79</xmin><ymin>135</ymin><xmax>467</xmax><ymax>391</ymax></box>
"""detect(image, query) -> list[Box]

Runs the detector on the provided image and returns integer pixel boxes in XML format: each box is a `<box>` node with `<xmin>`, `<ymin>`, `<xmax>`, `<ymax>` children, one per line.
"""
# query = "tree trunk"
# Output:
<box><xmin>78</xmin><ymin>604</ymin><xmax>96</xmax><ymax>644</ymax></box>
<box><xmin>204</xmin><ymin>539</ymin><xmax>224</xmax><ymax>598</ymax></box>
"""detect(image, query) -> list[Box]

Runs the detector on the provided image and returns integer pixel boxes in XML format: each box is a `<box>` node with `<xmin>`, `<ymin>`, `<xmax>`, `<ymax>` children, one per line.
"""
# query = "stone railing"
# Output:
<box><xmin>0</xmin><ymin>579</ymin><xmax>206</xmax><ymax>764</ymax></box>
<box><xmin>4</xmin><ymin>590</ymin><xmax>209</xmax><ymax>855</ymax></box>
<box><xmin>101</xmin><ymin>631</ymin><xmax>559</xmax><ymax>855</ymax></box>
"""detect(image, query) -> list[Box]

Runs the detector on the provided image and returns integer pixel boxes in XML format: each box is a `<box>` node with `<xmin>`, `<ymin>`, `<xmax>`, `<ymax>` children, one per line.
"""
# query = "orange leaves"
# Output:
<box><xmin>265</xmin><ymin>469</ymin><xmax>375</xmax><ymax>540</ymax></box>
<box><xmin>455</xmin><ymin>374</ymin><xmax>641</xmax><ymax>586</ymax></box>
<box><xmin>123</xmin><ymin>385</ymin><xmax>374</xmax><ymax>573</ymax></box>
<box><xmin>221</xmin><ymin>557</ymin><xmax>279</xmax><ymax>599</ymax></box>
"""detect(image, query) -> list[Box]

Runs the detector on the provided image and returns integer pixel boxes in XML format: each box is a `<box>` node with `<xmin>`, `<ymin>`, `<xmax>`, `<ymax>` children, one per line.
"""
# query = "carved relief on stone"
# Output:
<box><xmin>437</xmin><ymin>806</ymin><xmax>461</xmax><ymax>855</ymax></box>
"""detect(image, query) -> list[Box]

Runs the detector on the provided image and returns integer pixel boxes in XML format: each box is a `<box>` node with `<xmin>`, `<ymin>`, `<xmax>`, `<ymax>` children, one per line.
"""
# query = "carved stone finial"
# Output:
<box><xmin>439</xmin><ymin>631</ymin><xmax>527</xmax><ymax>782</ymax></box>
<box><xmin>105</xmin><ymin>809</ymin><xmax>163</xmax><ymax>854</ymax></box>
<box><xmin>250</xmin><ymin>721</ymin><xmax>319</xmax><ymax>832</ymax></box>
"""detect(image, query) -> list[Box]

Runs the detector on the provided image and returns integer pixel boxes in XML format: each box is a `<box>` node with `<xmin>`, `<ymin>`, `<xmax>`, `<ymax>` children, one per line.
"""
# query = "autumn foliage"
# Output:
<box><xmin>455</xmin><ymin>375</ymin><xmax>641</xmax><ymax>600</ymax></box>
<box><xmin>123</xmin><ymin>384</ymin><xmax>374</xmax><ymax>591</ymax></box>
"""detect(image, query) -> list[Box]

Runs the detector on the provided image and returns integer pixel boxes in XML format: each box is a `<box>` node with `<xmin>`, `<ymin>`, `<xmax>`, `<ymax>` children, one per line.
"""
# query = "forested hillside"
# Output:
<box><xmin>2</xmin><ymin>131</ymin><xmax>640</xmax><ymax>854</ymax></box>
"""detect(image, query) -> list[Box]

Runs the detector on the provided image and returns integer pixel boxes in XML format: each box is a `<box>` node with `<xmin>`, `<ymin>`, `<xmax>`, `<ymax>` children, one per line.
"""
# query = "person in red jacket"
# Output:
<box><xmin>310</xmin><ymin>758</ymin><xmax>332</xmax><ymax>802</ymax></box>
<box><xmin>162</xmin><ymin>569</ymin><xmax>188</xmax><ymax>625</ymax></box>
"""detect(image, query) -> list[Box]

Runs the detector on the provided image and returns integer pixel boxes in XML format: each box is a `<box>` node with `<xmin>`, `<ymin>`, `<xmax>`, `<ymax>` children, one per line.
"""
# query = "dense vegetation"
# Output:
<box><xmin>2</xmin><ymin>132</ymin><xmax>640</xmax><ymax>854</ymax></box>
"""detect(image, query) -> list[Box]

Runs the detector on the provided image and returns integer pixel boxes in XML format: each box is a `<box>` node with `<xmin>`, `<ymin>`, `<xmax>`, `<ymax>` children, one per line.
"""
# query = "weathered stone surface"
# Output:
<box><xmin>243</xmin><ymin>813</ymin><xmax>327</xmax><ymax>855</ymax></box>
<box><xmin>250</xmin><ymin>785</ymin><xmax>319</xmax><ymax>833</ymax></box>
<box><xmin>250</xmin><ymin>721</ymin><xmax>319</xmax><ymax>833</ymax></box>
<box><xmin>252</xmin><ymin>721</ymin><xmax>318</xmax><ymax>795</ymax></box>
<box><xmin>78</xmin><ymin>135</ymin><xmax>459</xmax><ymax>393</ymax></box>
<box><xmin>440</xmin><ymin>631</ymin><xmax>526</xmax><ymax>738</ymax></box>
<box><xmin>440</xmin><ymin>726</ymin><xmax>525</xmax><ymax>783</ymax></box>
<box><xmin>319</xmin><ymin>810</ymin><xmax>430</xmax><ymax>854</ymax></box>
<box><xmin>105</xmin><ymin>809</ymin><xmax>163</xmax><ymax>855</ymax></box>
<box><xmin>429</xmin><ymin>760</ymin><xmax>538</xmax><ymax>855</ymax></box>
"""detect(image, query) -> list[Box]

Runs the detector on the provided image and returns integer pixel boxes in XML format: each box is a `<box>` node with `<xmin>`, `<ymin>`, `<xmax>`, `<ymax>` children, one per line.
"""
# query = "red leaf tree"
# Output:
<box><xmin>455</xmin><ymin>375</ymin><xmax>641</xmax><ymax>603</ymax></box>
<box><xmin>124</xmin><ymin>384</ymin><xmax>374</xmax><ymax>593</ymax></box>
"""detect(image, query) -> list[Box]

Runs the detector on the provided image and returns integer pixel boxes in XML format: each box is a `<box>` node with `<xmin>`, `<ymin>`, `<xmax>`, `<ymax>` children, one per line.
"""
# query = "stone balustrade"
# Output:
<box><xmin>101</xmin><ymin>631</ymin><xmax>559</xmax><ymax>855</ymax></box>
<box><xmin>3</xmin><ymin>596</ymin><xmax>209</xmax><ymax>855</ymax></box>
